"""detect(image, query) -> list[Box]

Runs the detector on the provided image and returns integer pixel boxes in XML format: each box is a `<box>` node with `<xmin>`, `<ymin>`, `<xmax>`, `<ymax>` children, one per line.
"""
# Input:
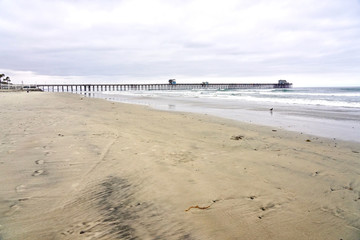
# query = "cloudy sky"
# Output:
<box><xmin>0</xmin><ymin>0</ymin><xmax>359</xmax><ymax>86</ymax></box>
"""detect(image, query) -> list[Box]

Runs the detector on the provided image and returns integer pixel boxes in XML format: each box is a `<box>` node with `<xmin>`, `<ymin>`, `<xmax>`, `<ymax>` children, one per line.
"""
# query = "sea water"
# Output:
<box><xmin>87</xmin><ymin>87</ymin><xmax>360</xmax><ymax>142</ymax></box>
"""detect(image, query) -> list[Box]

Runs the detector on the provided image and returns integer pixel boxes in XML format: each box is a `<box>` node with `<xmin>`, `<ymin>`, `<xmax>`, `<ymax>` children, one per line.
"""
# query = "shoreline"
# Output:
<box><xmin>87</xmin><ymin>91</ymin><xmax>360</xmax><ymax>142</ymax></box>
<box><xmin>0</xmin><ymin>92</ymin><xmax>359</xmax><ymax>239</ymax></box>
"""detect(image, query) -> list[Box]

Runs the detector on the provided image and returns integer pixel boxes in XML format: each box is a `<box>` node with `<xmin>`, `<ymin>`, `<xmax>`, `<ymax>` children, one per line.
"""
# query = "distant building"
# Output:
<box><xmin>278</xmin><ymin>80</ymin><xmax>288</xmax><ymax>84</ymax></box>
<box><xmin>168</xmin><ymin>79</ymin><xmax>176</xmax><ymax>84</ymax></box>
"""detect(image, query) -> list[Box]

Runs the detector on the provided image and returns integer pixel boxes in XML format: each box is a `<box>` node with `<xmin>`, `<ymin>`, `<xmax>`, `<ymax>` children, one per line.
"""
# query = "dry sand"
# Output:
<box><xmin>0</xmin><ymin>92</ymin><xmax>359</xmax><ymax>240</ymax></box>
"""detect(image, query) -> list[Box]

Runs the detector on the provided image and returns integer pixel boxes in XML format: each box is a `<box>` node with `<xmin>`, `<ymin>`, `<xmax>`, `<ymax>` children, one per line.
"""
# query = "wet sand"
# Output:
<box><xmin>89</xmin><ymin>91</ymin><xmax>360</xmax><ymax>142</ymax></box>
<box><xmin>0</xmin><ymin>92</ymin><xmax>359</xmax><ymax>239</ymax></box>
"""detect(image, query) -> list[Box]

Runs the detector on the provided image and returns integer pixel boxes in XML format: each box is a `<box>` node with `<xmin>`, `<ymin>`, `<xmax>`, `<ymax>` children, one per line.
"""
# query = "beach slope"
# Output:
<box><xmin>0</xmin><ymin>92</ymin><xmax>359</xmax><ymax>239</ymax></box>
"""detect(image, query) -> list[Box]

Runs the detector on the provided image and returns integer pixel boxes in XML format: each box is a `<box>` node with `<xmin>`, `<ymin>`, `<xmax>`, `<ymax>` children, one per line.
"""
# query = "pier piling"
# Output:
<box><xmin>34</xmin><ymin>82</ymin><xmax>292</xmax><ymax>92</ymax></box>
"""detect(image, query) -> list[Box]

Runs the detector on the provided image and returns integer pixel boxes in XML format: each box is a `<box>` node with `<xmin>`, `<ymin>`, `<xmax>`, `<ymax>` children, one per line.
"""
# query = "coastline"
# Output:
<box><xmin>89</xmin><ymin>90</ymin><xmax>360</xmax><ymax>142</ymax></box>
<box><xmin>0</xmin><ymin>92</ymin><xmax>359</xmax><ymax>239</ymax></box>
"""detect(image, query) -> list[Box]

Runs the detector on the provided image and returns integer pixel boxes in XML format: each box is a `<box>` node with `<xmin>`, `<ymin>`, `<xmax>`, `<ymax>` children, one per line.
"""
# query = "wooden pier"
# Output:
<box><xmin>36</xmin><ymin>82</ymin><xmax>292</xmax><ymax>92</ymax></box>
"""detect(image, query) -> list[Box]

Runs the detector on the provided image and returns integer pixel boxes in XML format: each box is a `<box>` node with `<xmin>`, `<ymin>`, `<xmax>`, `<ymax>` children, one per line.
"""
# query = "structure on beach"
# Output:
<box><xmin>0</xmin><ymin>83</ymin><xmax>42</xmax><ymax>92</ymax></box>
<box><xmin>34</xmin><ymin>80</ymin><xmax>292</xmax><ymax>92</ymax></box>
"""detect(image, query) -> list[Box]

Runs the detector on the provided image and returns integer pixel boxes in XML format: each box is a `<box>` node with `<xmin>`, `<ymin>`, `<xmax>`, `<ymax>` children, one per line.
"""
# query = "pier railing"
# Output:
<box><xmin>36</xmin><ymin>83</ymin><xmax>292</xmax><ymax>92</ymax></box>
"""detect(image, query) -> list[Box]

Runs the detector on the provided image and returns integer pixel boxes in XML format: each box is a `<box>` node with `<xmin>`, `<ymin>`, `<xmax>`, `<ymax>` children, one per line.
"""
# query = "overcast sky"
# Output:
<box><xmin>1</xmin><ymin>0</ymin><xmax>360</xmax><ymax>86</ymax></box>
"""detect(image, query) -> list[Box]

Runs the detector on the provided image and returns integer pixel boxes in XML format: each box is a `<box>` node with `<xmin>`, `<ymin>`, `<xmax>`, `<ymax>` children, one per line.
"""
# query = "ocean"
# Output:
<box><xmin>86</xmin><ymin>87</ymin><xmax>360</xmax><ymax>142</ymax></box>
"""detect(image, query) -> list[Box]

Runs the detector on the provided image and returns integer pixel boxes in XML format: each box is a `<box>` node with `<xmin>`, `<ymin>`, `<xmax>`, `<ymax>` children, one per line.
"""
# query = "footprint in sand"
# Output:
<box><xmin>5</xmin><ymin>204</ymin><xmax>20</xmax><ymax>216</ymax></box>
<box><xmin>311</xmin><ymin>171</ymin><xmax>321</xmax><ymax>176</ymax></box>
<box><xmin>35</xmin><ymin>160</ymin><xmax>44</xmax><ymax>165</ymax></box>
<box><xmin>61</xmin><ymin>221</ymin><xmax>102</xmax><ymax>237</ymax></box>
<box><xmin>32</xmin><ymin>170</ymin><xmax>45</xmax><ymax>176</ymax></box>
<box><xmin>15</xmin><ymin>185</ymin><xmax>26</xmax><ymax>193</ymax></box>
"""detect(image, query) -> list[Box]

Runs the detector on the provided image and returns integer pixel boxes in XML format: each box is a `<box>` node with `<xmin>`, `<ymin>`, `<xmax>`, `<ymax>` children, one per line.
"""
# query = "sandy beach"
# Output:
<box><xmin>0</xmin><ymin>92</ymin><xmax>359</xmax><ymax>240</ymax></box>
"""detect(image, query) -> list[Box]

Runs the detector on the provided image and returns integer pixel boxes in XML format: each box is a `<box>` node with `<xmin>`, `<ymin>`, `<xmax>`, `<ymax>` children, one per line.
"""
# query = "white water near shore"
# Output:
<box><xmin>85</xmin><ymin>87</ymin><xmax>360</xmax><ymax>142</ymax></box>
